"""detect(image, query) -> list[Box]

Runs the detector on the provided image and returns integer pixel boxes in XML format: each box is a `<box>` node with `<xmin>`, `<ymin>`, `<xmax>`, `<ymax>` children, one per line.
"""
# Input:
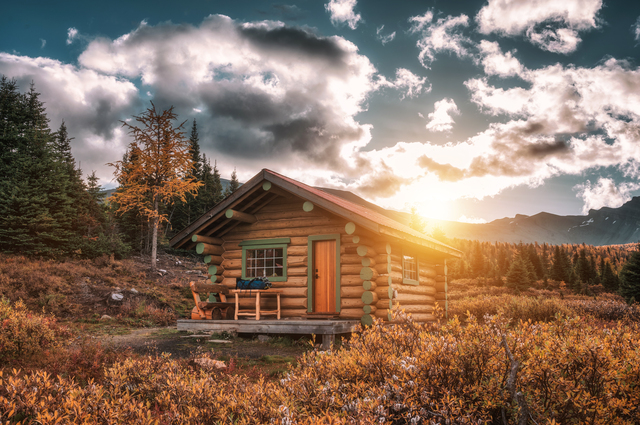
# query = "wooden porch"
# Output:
<box><xmin>177</xmin><ymin>318</ymin><xmax>360</xmax><ymax>349</ymax></box>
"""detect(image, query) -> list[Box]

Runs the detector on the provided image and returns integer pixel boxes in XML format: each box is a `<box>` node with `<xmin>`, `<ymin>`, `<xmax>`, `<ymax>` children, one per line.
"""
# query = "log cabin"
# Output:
<box><xmin>170</xmin><ymin>169</ymin><xmax>462</xmax><ymax>327</ymax></box>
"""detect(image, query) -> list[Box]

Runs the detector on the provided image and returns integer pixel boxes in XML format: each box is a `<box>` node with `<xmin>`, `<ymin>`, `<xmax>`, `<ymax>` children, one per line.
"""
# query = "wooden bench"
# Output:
<box><xmin>231</xmin><ymin>289</ymin><xmax>284</xmax><ymax>320</ymax></box>
<box><xmin>190</xmin><ymin>282</ymin><xmax>235</xmax><ymax>320</ymax></box>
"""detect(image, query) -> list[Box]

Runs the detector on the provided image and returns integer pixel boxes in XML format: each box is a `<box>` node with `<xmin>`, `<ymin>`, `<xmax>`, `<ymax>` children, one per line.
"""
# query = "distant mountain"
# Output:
<box><xmin>319</xmin><ymin>188</ymin><xmax>640</xmax><ymax>246</ymax></box>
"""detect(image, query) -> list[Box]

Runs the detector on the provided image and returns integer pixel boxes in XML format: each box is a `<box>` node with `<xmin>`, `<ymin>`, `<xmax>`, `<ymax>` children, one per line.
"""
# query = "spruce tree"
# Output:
<box><xmin>224</xmin><ymin>167</ymin><xmax>240</xmax><ymax>197</ymax></box>
<box><xmin>506</xmin><ymin>251</ymin><xmax>531</xmax><ymax>291</ymax></box>
<box><xmin>619</xmin><ymin>249</ymin><xmax>640</xmax><ymax>304</ymax></box>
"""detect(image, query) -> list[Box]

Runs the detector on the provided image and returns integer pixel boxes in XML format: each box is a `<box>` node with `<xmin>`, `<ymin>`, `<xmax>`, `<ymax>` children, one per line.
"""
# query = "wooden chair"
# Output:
<box><xmin>190</xmin><ymin>282</ymin><xmax>235</xmax><ymax>320</ymax></box>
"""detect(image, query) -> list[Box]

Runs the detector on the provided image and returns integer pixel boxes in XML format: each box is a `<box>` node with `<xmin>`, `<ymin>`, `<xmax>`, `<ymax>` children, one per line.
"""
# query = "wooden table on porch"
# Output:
<box><xmin>231</xmin><ymin>289</ymin><xmax>284</xmax><ymax>320</ymax></box>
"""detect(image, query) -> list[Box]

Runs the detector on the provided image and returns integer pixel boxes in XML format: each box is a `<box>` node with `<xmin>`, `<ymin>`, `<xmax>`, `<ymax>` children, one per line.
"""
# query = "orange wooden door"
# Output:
<box><xmin>312</xmin><ymin>240</ymin><xmax>336</xmax><ymax>313</ymax></box>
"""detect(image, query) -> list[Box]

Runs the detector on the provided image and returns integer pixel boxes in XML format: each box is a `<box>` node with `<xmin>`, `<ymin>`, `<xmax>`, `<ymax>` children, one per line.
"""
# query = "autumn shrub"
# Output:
<box><xmin>0</xmin><ymin>298</ymin><xmax>71</xmax><ymax>362</ymax></box>
<box><xmin>450</xmin><ymin>294</ymin><xmax>574</xmax><ymax>322</ymax></box>
<box><xmin>117</xmin><ymin>298</ymin><xmax>176</xmax><ymax>327</ymax></box>
<box><xmin>2</xmin><ymin>312</ymin><xmax>639</xmax><ymax>424</ymax></box>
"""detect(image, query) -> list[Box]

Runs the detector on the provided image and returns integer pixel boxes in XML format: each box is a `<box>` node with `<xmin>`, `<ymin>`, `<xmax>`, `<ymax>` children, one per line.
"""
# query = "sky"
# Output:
<box><xmin>2</xmin><ymin>0</ymin><xmax>640</xmax><ymax>224</ymax></box>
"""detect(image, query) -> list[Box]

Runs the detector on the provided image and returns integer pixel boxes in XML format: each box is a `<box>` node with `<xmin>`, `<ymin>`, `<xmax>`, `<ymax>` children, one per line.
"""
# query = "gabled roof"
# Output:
<box><xmin>170</xmin><ymin>169</ymin><xmax>462</xmax><ymax>259</ymax></box>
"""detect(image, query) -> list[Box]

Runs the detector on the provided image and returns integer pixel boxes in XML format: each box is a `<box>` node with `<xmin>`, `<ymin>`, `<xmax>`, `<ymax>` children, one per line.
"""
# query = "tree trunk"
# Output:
<box><xmin>151</xmin><ymin>195</ymin><xmax>159</xmax><ymax>272</ymax></box>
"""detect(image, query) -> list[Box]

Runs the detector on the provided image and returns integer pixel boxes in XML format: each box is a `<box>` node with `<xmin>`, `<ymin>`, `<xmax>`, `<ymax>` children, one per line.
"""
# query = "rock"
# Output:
<box><xmin>257</xmin><ymin>335</ymin><xmax>270</xmax><ymax>343</ymax></box>
<box><xmin>100</xmin><ymin>315</ymin><xmax>112</xmax><ymax>320</ymax></box>
<box><xmin>194</xmin><ymin>358</ymin><xmax>226</xmax><ymax>369</ymax></box>
<box><xmin>130</xmin><ymin>288</ymin><xmax>139</xmax><ymax>294</ymax></box>
<box><xmin>111</xmin><ymin>293</ymin><xmax>124</xmax><ymax>302</ymax></box>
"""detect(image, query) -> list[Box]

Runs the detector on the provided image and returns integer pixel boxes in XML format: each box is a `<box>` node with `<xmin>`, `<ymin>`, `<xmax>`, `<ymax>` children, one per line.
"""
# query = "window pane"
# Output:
<box><xmin>403</xmin><ymin>255</ymin><xmax>417</xmax><ymax>281</ymax></box>
<box><xmin>245</xmin><ymin>247</ymin><xmax>286</xmax><ymax>278</ymax></box>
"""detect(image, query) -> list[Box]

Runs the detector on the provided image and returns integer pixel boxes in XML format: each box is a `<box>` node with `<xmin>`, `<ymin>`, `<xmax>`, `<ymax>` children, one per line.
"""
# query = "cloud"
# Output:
<box><xmin>325</xmin><ymin>0</ymin><xmax>362</xmax><ymax>30</ymax></box>
<box><xmin>66</xmin><ymin>27</ymin><xmax>78</xmax><ymax>45</ymax></box>
<box><xmin>386</xmin><ymin>68</ymin><xmax>429</xmax><ymax>99</ymax></box>
<box><xmin>376</xmin><ymin>25</ymin><xmax>395</xmax><ymax>45</ymax></box>
<box><xmin>73</xmin><ymin>15</ymin><xmax>380</xmax><ymax>176</ymax></box>
<box><xmin>634</xmin><ymin>16</ymin><xmax>640</xmax><ymax>42</ymax></box>
<box><xmin>40</xmin><ymin>39</ymin><xmax>46</xmax><ymax>49</ymax></box>
<box><xmin>478</xmin><ymin>40</ymin><xmax>523</xmax><ymax>78</ymax></box>
<box><xmin>426</xmin><ymin>98</ymin><xmax>460</xmax><ymax>132</ymax></box>
<box><xmin>270</xmin><ymin>4</ymin><xmax>305</xmax><ymax>21</ymax></box>
<box><xmin>476</xmin><ymin>0</ymin><xmax>603</xmax><ymax>54</ymax></box>
<box><xmin>574</xmin><ymin>178</ymin><xmax>640</xmax><ymax>213</ymax></box>
<box><xmin>409</xmin><ymin>11</ymin><xmax>472</xmax><ymax>68</ymax></box>
<box><xmin>457</xmin><ymin>215</ymin><xmax>488</xmax><ymax>224</ymax></box>
<box><xmin>0</xmin><ymin>53</ymin><xmax>140</xmax><ymax>185</ymax></box>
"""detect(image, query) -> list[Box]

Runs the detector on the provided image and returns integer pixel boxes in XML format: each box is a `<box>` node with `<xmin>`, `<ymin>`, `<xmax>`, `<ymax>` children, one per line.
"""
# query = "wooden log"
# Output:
<box><xmin>395</xmin><ymin>293</ymin><xmax>436</xmax><ymax>304</ymax></box>
<box><xmin>221</xmin><ymin>258</ymin><xmax>242</xmax><ymax>270</ymax></box>
<box><xmin>341</xmin><ymin>275</ymin><xmax>364</xmax><ymax>287</ymax></box>
<box><xmin>341</xmin><ymin>286</ymin><xmax>364</xmax><ymax>298</ymax></box>
<box><xmin>287</xmin><ymin>267</ymin><xmax>308</xmax><ymax>277</ymax></box>
<box><xmin>196</xmin><ymin>243</ymin><xmax>224</xmax><ymax>256</ymax></box>
<box><xmin>376</xmin><ymin>299</ymin><xmax>393</xmax><ymax>310</ymax></box>
<box><xmin>341</xmin><ymin>254</ymin><xmax>364</xmax><ymax>265</ymax></box>
<box><xmin>280</xmin><ymin>308</ymin><xmax>308</xmax><ymax>318</ymax></box>
<box><xmin>287</xmin><ymin>255</ymin><xmax>307</xmax><ymax>264</ymax></box>
<box><xmin>435</xmin><ymin>264</ymin><xmax>445</xmax><ymax>274</ymax></box>
<box><xmin>404</xmin><ymin>313</ymin><xmax>436</xmax><ymax>322</ymax></box>
<box><xmin>341</xmin><ymin>243</ymin><xmax>359</xmax><ymax>254</ymax></box>
<box><xmin>376</xmin><ymin>275</ymin><xmax>392</xmax><ymax>287</ymax></box>
<box><xmin>207</xmin><ymin>265</ymin><xmax>224</xmax><ymax>276</ymax></box>
<box><xmin>394</xmin><ymin>283</ymin><xmax>437</xmax><ymax>296</ymax></box>
<box><xmin>362</xmin><ymin>305</ymin><xmax>377</xmax><ymax>315</ymax></box>
<box><xmin>374</xmin><ymin>286</ymin><xmax>393</xmax><ymax>300</ymax></box>
<box><xmin>374</xmin><ymin>254</ymin><xmax>391</xmax><ymax>264</ymax></box>
<box><xmin>228</xmin><ymin>225</ymin><xmax>345</xmax><ymax>240</ymax></box>
<box><xmin>362</xmin><ymin>280</ymin><xmax>376</xmax><ymax>291</ymax></box>
<box><xmin>361</xmin><ymin>314</ymin><xmax>374</xmax><ymax>326</ymax></box>
<box><xmin>274</xmin><ymin>287</ymin><xmax>307</xmax><ymax>297</ymax></box>
<box><xmin>376</xmin><ymin>272</ymin><xmax>402</xmax><ymax>286</ymax></box>
<box><xmin>352</xmin><ymin>235</ymin><xmax>374</xmax><ymax>246</ymax></box>
<box><xmin>345</xmin><ymin>222</ymin><xmax>357</xmax><ymax>235</ymax></box>
<box><xmin>192</xmin><ymin>234</ymin><xmax>224</xmax><ymax>245</ymax></box>
<box><xmin>204</xmin><ymin>255</ymin><xmax>224</xmax><ymax>264</ymax></box>
<box><xmin>209</xmin><ymin>275</ymin><xmax>221</xmax><ymax>284</ymax></box>
<box><xmin>359</xmin><ymin>267</ymin><xmax>378</xmax><ymax>281</ymax></box>
<box><xmin>223</xmin><ymin>251</ymin><xmax>242</xmax><ymax>260</ymax></box>
<box><xmin>341</xmin><ymin>298</ymin><xmax>367</xmax><ymax>309</ymax></box>
<box><xmin>373</xmin><ymin>242</ymin><xmax>391</xmax><ymax>255</ymax></box>
<box><xmin>287</xmin><ymin>261</ymin><xmax>307</xmax><ymax>268</ymax></box>
<box><xmin>288</xmin><ymin>246</ymin><xmax>308</xmax><ymax>256</ymax></box>
<box><xmin>375</xmin><ymin>263</ymin><xmax>391</xmax><ymax>275</ymax></box>
<box><xmin>419</xmin><ymin>268</ymin><xmax>437</xmax><ymax>279</ymax></box>
<box><xmin>225</xmin><ymin>209</ymin><xmax>257</xmax><ymax>223</ymax></box>
<box><xmin>357</xmin><ymin>246</ymin><xmax>377</xmax><ymax>257</ymax></box>
<box><xmin>361</xmin><ymin>291</ymin><xmax>378</xmax><ymax>305</ymax></box>
<box><xmin>254</xmin><ymin>210</ymin><xmax>314</xmax><ymax>221</ymax></box>
<box><xmin>303</xmin><ymin>201</ymin><xmax>314</xmax><ymax>212</ymax></box>
<box><xmin>374</xmin><ymin>309</ymin><xmax>392</xmax><ymax>321</ymax></box>
<box><xmin>341</xmin><ymin>264</ymin><xmax>363</xmax><ymax>275</ymax></box>
<box><xmin>389</xmin><ymin>263</ymin><xmax>403</xmax><ymax>274</ymax></box>
<box><xmin>245</xmin><ymin>217</ymin><xmax>333</xmax><ymax>232</ymax></box>
<box><xmin>435</xmin><ymin>292</ymin><xmax>447</xmax><ymax>301</ymax></box>
<box><xmin>223</xmin><ymin>270</ymin><xmax>242</xmax><ymax>278</ymax></box>
<box><xmin>361</xmin><ymin>257</ymin><xmax>376</xmax><ymax>267</ymax></box>
<box><xmin>419</xmin><ymin>277</ymin><xmax>437</xmax><ymax>287</ymax></box>
<box><xmin>395</xmin><ymin>304</ymin><xmax>435</xmax><ymax>314</ymax></box>
<box><xmin>435</xmin><ymin>281</ymin><xmax>446</xmax><ymax>292</ymax></box>
<box><xmin>435</xmin><ymin>275</ymin><xmax>446</xmax><ymax>282</ymax></box>
<box><xmin>339</xmin><ymin>308</ymin><xmax>362</xmax><ymax>318</ymax></box>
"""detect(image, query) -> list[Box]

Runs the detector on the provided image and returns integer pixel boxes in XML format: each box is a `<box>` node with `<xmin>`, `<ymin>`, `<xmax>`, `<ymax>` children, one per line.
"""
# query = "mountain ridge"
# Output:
<box><xmin>318</xmin><ymin>188</ymin><xmax>640</xmax><ymax>246</ymax></box>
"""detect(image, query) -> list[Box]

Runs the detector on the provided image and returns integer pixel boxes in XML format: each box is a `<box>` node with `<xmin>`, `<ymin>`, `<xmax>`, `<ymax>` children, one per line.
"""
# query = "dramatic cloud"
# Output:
<box><xmin>476</xmin><ymin>0</ymin><xmax>603</xmax><ymax>53</ymax></box>
<box><xmin>376</xmin><ymin>25</ymin><xmax>396</xmax><ymax>45</ymax></box>
<box><xmin>0</xmin><ymin>53</ymin><xmax>140</xmax><ymax>184</ymax></box>
<box><xmin>426</xmin><ymin>98</ymin><xmax>460</xmax><ymax>132</ymax></box>
<box><xmin>66</xmin><ymin>27</ymin><xmax>78</xmax><ymax>45</ymax></box>
<box><xmin>478</xmin><ymin>40</ymin><xmax>523</xmax><ymax>78</ymax></box>
<box><xmin>409</xmin><ymin>12</ymin><xmax>472</xmax><ymax>68</ymax></box>
<box><xmin>325</xmin><ymin>0</ymin><xmax>362</xmax><ymax>30</ymax></box>
<box><xmin>574</xmin><ymin>178</ymin><xmax>640</xmax><ymax>213</ymax></box>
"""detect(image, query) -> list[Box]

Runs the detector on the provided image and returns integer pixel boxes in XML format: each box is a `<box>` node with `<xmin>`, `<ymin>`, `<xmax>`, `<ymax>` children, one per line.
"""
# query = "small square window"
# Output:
<box><xmin>245</xmin><ymin>247</ymin><xmax>284</xmax><ymax>278</ymax></box>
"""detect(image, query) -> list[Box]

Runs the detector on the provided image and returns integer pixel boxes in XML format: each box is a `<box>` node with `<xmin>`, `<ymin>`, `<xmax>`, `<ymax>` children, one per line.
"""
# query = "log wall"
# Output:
<box><xmin>192</xmin><ymin>192</ymin><xmax>450</xmax><ymax>324</ymax></box>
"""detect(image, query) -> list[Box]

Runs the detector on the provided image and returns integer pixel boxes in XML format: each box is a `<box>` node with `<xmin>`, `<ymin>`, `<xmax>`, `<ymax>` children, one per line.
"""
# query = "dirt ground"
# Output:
<box><xmin>102</xmin><ymin>327</ymin><xmax>311</xmax><ymax>360</ymax></box>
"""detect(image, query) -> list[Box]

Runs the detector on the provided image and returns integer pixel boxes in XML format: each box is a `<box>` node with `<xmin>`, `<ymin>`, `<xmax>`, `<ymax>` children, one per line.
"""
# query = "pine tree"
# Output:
<box><xmin>601</xmin><ymin>259</ymin><xmax>619</xmax><ymax>292</ymax></box>
<box><xmin>224</xmin><ymin>167</ymin><xmax>240</xmax><ymax>198</ymax></box>
<box><xmin>409</xmin><ymin>207</ymin><xmax>426</xmax><ymax>233</ymax></box>
<box><xmin>506</xmin><ymin>251</ymin><xmax>531</xmax><ymax>290</ymax></box>
<box><xmin>109</xmin><ymin>103</ymin><xmax>202</xmax><ymax>270</ymax></box>
<box><xmin>619</xmin><ymin>248</ymin><xmax>640</xmax><ymax>304</ymax></box>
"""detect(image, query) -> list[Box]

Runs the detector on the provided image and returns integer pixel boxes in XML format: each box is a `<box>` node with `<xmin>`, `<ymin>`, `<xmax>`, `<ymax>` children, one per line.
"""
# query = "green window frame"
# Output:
<box><xmin>402</xmin><ymin>253</ymin><xmax>419</xmax><ymax>286</ymax></box>
<box><xmin>240</xmin><ymin>238</ymin><xmax>290</xmax><ymax>282</ymax></box>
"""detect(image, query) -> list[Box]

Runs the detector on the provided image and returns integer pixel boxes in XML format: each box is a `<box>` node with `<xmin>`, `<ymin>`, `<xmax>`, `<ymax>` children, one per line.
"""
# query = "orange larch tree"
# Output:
<box><xmin>109</xmin><ymin>103</ymin><xmax>201</xmax><ymax>271</ymax></box>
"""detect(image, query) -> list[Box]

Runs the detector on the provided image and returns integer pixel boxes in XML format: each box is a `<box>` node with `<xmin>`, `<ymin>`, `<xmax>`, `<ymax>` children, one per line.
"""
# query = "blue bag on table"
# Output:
<box><xmin>235</xmin><ymin>277</ymin><xmax>272</xmax><ymax>290</ymax></box>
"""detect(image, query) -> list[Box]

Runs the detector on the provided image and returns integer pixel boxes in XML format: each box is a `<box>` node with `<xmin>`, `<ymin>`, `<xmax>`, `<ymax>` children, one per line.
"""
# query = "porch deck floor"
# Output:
<box><xmin>177</xmin><ymin>319</ymin><xmax>359</xmax><ymax>336</ymax></box>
